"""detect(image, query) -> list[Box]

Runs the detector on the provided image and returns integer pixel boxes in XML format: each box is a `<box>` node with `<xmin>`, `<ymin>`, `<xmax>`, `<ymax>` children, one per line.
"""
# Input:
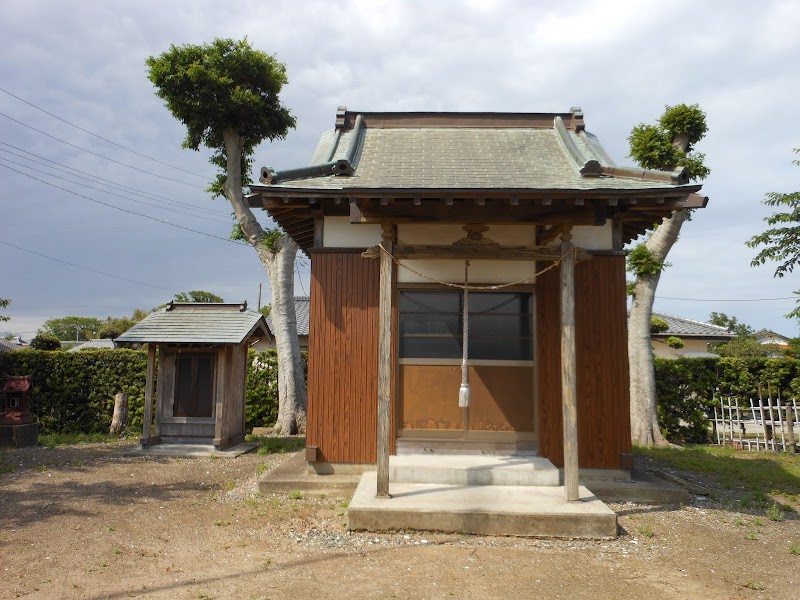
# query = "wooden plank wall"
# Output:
<box><xmin>307</xmin><ymin>251</ymin><xmax>394</xmax><ymax>463</ymax></box>
<box><xmin>537</xmin><ymin>255</ymin><xmax>631</xmax><ymax>469</ymax></box>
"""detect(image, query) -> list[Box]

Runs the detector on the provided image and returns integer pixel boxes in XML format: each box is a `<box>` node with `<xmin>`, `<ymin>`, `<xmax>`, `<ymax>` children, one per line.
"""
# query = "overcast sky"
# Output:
<box><xmin>2</xmin><ymin>0</ymin><xmax>799</xmax><ymax>339</ymax></box>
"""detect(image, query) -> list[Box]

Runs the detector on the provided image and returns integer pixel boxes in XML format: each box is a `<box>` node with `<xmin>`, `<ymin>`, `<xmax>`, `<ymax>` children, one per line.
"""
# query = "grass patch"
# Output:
<box><xmin>245</xmin><ymin>435</ymin><xmax>305</xmax><ymax>456</ymax></box>
<box><xmin>789</xmin><ymin>543</ymin><xmax>800</xmax><ymax>556</ymax></box>
<box><xmin>38</xmin><ymin>432</ymin><xmax>132</xmax><ymax>448</ymax></box>
<box><xmin>288</xmin><ymin>490</ymin><xmax>302</xmax><ymax>500</ymax></box>
<box><xmin>767</xmin><ymin>503</ymin><xmax>785</xmax><ymax>522</ymax></box>
<box><xmin>637</xmin><ymin>523</ymin><xmax>654</xmax><ymax>538</ymax></box>
<box><xmin>636</xmin><ymin>445</ymin><xmax>800</xmax><ymax>500</ymax></box>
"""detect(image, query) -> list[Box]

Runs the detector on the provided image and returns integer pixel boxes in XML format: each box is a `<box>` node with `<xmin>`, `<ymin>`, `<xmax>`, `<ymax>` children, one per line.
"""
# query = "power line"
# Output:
<box><xmin>0</xmin><ymin>162</ymin><xmax>249</xmax><ymax>247</ymax></box>
<box><xmin>0</xmin><ymin>156</ymin><xmax>232</xmax><ymax>224</ymax></box>
<box><xmin>0</xmin><ymin>141</ymin><xmax>228</xmax><ymax>217</ymax></box>
<box><xmin>0</xmin><ymin>239</ymin><xmax>177</xmax><ymax>292</ymax></box>
<box><xmin>0</xmin><ymin>110</ymin><xmax>207</xmax><ymax>189</ymax></box>
<box><xmin>0</xmin><ymin>86</ymin><xmax>209</xmax><ymax>180</ymax></box>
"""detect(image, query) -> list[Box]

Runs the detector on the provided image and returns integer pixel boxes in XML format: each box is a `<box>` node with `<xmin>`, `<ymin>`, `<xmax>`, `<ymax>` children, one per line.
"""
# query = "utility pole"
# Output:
<box><xmin>75</xmin><ymin>325</ymin><xmax>82</xmax><ymax>342</ymax></box>
<box><xmin>258</xmin><ymin>283</ymin><xmax>262</xmax><ymax>311</ymax></box>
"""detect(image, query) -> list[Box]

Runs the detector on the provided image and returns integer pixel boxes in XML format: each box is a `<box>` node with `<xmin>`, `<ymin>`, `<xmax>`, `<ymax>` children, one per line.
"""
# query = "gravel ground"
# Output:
<box><xmin>1</xmin><ymin>441</ymin><xmax>799</xmax><ymax>599</ymax></box>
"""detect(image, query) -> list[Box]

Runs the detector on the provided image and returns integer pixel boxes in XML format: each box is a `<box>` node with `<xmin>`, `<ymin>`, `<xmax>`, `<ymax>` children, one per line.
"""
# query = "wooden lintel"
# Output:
<box><xmin>538</xmin><ymin>224</ymin><xmax>569</xmax><ymax>246</ymax></box>
<box><xmin>362</xmin><ymin>243</ymin><xmax>590</xmax><ymax>262</ymax></box>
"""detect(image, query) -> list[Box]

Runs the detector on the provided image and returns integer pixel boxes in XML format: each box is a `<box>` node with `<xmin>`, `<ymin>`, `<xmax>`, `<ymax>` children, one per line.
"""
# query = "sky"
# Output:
<box><xmin>1</xmin><ymin>0</ymin><xmax>799</xmax><ymax>340</ymax></box>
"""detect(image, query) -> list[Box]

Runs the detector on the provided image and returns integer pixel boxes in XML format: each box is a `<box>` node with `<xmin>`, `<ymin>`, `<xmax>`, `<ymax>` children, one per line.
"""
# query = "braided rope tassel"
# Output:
<box><xmin>459</xmin><ymin>260</ymin><xmax>471</xmax><ymax>408</ymax></box>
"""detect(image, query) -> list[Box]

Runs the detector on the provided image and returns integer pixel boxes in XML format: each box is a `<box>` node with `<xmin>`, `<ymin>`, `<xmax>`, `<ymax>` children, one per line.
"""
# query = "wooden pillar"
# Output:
<box><xmin>141</xmin><ymin>343</ymin><xmax>156</xmax><ymax>448</ymax></box>
<box><xmin>560</xmin><ymin>234</ymin><xmax>579</xmax><ymax>502</ymax></box>
<box><xmin>377</xmin><ymin>224</ymin><xmax>394</xmax><ymax>497</ymax></box>
<box><xmin>213</xmin><ymin>347</ymin><xmax>228</xmax><ymax>450</ymax></box>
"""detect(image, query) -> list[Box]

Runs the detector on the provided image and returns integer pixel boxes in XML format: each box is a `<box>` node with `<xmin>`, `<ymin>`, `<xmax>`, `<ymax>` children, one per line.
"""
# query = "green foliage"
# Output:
<box><xmin>0</xmin><ymin>297</ymin><xmax>9</xmax><ymax>322</ymax></box>
<box><xmin>654</xmin><ymin>356</ymin><xmax>800</xmax><ymax>443</ymax></box>
<box><xmin>658</xmin><ymin>104</ymin><xmax>709</xmax><ymax>144</ymax></box>
<box><xmin>259</xmin><ymin>305</ymin><xmax>271</xmax><ymax>318</ymax></box>
<box><xmin>245</xmin><ymin>349</ymin><xmax>307</xmax><ymax>429</ymax></box>
<box><xmin>716</xmin><ymin>338</ymin><xmax>780</xmax><ymax>358</ymax></box>
<box><xmin>97</xmin><ymin>317</ymin><xmax>137</xmax><ymax>339</ymax></box>
<box><xmin>627</xmin><ymin>244</ymin><xmax>669</xmax><ymax>278</ymax></box>
<box><xmin>0</xmin><ymin>349</ymin><xmax>293</xmax><ymax>436</ymax></box>
<box><xmin>30</xmin><ymin>333</ymin><xmax>61</xmax><ymax>351</ymax></box>
<box><xmin>766</xmin><ymin>503</ymin><xmax>785</xmax><ymax>522</ymax></box>
<box><xmin>261</xmin><ymin>227</ymin><xmax>285</xmax><ymax>253</ymax></box>
<box><xmin>246</xmin><ymin>434</ymin><xmax>305</xmax><ymax>455</ymax></box>
<box><xmin>625</xmin><ymin>281</ymin><xmax>635</xmax><ymax>296</ymax></box>
<box><xmin>708</xmin><ymin>312</ymin><xmax>754</xmax><ymax>337</ymax></box>
<box><xmin>146</xmin><ymin>37</ymin><xmax>295</xmax><ymax>197</ymax></box>
<box><xmin>650</xmin><ymin>316</ymin><xmax>669</xmax><ymax>334</ymax></box>
<box><xmin>628</xmin><ymin>103</ymin><xmax>709</xmax><ymax>180</ymax></box>
<box><xmin>0</xmin><ymin>349</ymin><xmax>147</xmax><ymax>433</ymax></box>
<box><xmin>174</xmin><ymin>290</ymin><xmax>224</xmax><ymax>303</ymax></box>
<box><xmin>664</xmin><ymin>336</ymin><xmax>684</xmax><ymax>349</ymax></box>
<box><xmin>747</xmin><ymin>149</ymin><xmax>800</xmax><ymax>281</ymax></box>
<box><xmin>40</xmin><ymin>316</ymin><xmax>104</xmax><ymax>341</ymax></box>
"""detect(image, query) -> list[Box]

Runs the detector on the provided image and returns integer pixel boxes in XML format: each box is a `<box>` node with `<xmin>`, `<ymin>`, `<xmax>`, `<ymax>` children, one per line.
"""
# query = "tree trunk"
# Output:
<box><xmin>110</xmin><ymin>392</ymin><xmax>129</xmax><ymax>435</ymax></box>
<box><xmin>262</xmin><ymin>236</ymin><xmax>307</xmax><ymax>434</ymax></box>
<box><xmin>221</xmin><ymin>129</ymin><xmax>307</xmax><ymax>434</ymax></box>
<box><xmin>628</xmin><ymin>209</ymin><xmax>687</xmax><ymax>446</ymax></box>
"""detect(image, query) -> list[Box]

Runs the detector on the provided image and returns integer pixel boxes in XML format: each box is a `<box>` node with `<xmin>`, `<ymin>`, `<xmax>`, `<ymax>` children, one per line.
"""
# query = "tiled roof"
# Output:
<box><xmin>248</xmin><ymin>108</ymin><xmax>706</xmax><ymax>249</ymax></box>
<box><xmin>651</xmin><ymin>312</ymin><xmax>733</xmax><ymax>340</ymax></box>
<box><xmin>0</xmin><ymin>339</ymin><xmax>24</xmax><ymax>352</ymax></box>
<box><xmin>67</xmin><ymin>339</ymin><xmax>116</xmax><ymax>352</ymax></box>
<box><xmin>754</xmin><ymin>329</ymin><xmax>791</xmax><ymax>344</ymax></box>
<box><xmin>266</xmin><ymin>297</ymin><xmax>309</xmax><ymax>337</ymax></box>
<box><xmin>273</xmin><ymin>127</ymin><xmax>687</xmax><ymax>192</ymax></box>
<box><xmin>115</xmin><ymin>303</ymin><xmax>269</xmax><ymax>345</ymax></box>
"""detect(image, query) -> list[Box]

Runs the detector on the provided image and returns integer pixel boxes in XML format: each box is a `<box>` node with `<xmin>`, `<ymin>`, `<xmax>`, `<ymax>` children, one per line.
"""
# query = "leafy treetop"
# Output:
<box><xmin>746</xmin><ymin>149</ymin><xmax>800</xmax><ymax>280</ymax></box>
<box><xmin>146</xmin><ymin>38</ymin><xmax>296</xmax><ymax>197</ymax></box>
<box><xmin>174</xmin><ymin>290</ymin><xmax>224</xmax><ymax>303</ymax></box>
<box><xmin>628</xmin><ymin>103</ymin><xmax>710</xmax><ymax>180</ymax></box>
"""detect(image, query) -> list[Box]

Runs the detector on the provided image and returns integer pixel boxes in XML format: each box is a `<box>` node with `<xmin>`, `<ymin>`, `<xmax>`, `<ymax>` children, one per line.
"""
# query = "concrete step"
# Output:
<box><xmin>395</xmin><ymin>439</ymin><xmax>538</xmax><ymax>455</ymax></box>
<box><xmin>389</xmin><ymin>454</ymin><xmax>560</xmax><ymax>486</ymax></box>
<box><xmin>349</xmin><ymin>472</ymin><xmax>617</xmax><ymax>539</ymax></box>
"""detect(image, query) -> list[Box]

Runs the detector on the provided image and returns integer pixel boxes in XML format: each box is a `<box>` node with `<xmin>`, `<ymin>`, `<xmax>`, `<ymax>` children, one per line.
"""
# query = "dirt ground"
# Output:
<box><xmin>2</xmin><ymin>442</ymin><xmax>799</xmax><ymax>600</ymax></box>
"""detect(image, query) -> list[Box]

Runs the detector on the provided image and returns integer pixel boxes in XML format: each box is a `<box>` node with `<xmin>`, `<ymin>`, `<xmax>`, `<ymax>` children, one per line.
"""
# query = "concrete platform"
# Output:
<box><xmin>349</xmin><ymin>471</ymin><xmax>618</xmax><ymax>539</ymax></box>
<box><xmin>390</xmin><ymin>453</ymin><xmax>559</xmax><ymax>486</ymax></box>
<box><xmin>258</xmin><ymin>451</ymin><xmax>361</xmax><ymax>497</ymax></box>
<box><xmin>124</xmin><ymin>443</ymin><xmax>256</xmax><ymax>458</ymax></box>
<box><xmin>585</xmin><ymin>470</ymin><xmax>691</xmax><ymax>504</ymax></box>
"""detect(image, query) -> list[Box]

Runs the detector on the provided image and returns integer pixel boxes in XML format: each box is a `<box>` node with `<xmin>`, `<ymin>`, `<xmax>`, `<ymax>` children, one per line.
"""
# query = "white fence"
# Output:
<box><xmin>712</xmin><ymin>395</ymin><xmax>798</xmax><ymax>452</ymax></box>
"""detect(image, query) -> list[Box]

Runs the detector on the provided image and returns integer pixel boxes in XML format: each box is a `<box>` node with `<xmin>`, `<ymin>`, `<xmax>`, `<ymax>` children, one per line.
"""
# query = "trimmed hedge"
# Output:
<box><xmin>655</xmin><ymin>357</ymin><xmax>800</xmax><ymax>444</ymax></box>
<box><xmin>0</xmin><ymin>349</ymin><xmax>297</xmax><ymax>435</ymax></box>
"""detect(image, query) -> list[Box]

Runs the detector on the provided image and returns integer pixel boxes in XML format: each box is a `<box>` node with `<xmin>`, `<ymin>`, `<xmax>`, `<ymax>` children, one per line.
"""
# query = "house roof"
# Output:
<box><xmin>115</xmin><ymin>302</ymin><xmax>270</xmax><ymax>345</ymax></box>
<box><xmin>266</xmin><ymin>297</ymin><xmax>309</xmax><ymax>337</ymax></box>
<box><xmin>754</xmin><ymin>329</ymin><xmax>792</xmax><ymax>344</ymax></box>
<box><xmin>67</xmin><ymin>338</ymin><xmax>116</xmax><ymax>352</ymax></box>
<box><xmin>0</xmin><ymin>338</ymin><xmax>24</xmax><ymax>352</ymax></box>
<box><xmin>650</xmin><ymin>312</ymin><xmax>733</xmax><ymax>340</ymax></box>
<box><xmin>248</xmin><ymin>107</ymin><xmax>707</xmax><ymax>249</ymax></box>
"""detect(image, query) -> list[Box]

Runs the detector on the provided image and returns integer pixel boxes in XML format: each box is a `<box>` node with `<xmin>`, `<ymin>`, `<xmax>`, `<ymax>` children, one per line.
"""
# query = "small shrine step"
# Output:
<box><xmin>389</xmin><ymin>453</ymin><xmax>560</xmax><ymax>487</ymax></box>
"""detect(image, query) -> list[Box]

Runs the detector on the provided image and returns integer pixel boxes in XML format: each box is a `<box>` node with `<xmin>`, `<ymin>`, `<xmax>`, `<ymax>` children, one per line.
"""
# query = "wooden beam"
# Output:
<box><xmin>560</xmin><ymin>234</ymin><xmax>579</xmax><ymax>502</ymax></box>
<box><xmin>362</xmin><ymin>243</ymin><xmax>591</xmax><ymax>262</ymax></box>
<box><xmin>376</xmin><ymin>224</ymin><xmax>394</xmax><ymax>498</ymax></box>
<box><xmin>538</xmin><ymin>224</ymin><xmax>569</xmax><ymax>246</ymax></box>
<box><xmin>141</xmin><ymin>343</ymin><xmax>156</xmax><ymax>448</ymax></box>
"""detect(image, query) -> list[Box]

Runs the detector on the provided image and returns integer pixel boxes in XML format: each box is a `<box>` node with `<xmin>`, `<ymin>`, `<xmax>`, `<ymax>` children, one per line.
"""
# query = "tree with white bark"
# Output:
<box><xmin>146</xmin><ymin>38</ymin><xmax>307</xmax><ymax>434</ymax></box>
<box><xmin>627</xmin><ymin>104</ymin><xmax>709</xmax><ymax>446</ymax></box>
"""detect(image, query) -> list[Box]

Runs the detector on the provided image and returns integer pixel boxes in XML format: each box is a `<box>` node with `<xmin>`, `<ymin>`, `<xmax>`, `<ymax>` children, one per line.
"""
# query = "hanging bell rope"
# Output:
<box><xmin>459</xmin><ymin>260</ymin><xmax>471</xmax><ymax>408</ymax></box>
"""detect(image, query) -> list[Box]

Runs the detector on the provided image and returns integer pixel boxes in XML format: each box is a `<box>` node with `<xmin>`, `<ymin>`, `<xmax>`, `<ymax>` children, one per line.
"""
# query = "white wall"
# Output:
<box><xmin>652</xmin><ymin>338</ymin><xmax>713</xmax><ymax>359</ymax></box>
<box><xmin>323</xmin><ymin>216</ymin><xmax>382</xmax><ymax>247</ymax></box>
